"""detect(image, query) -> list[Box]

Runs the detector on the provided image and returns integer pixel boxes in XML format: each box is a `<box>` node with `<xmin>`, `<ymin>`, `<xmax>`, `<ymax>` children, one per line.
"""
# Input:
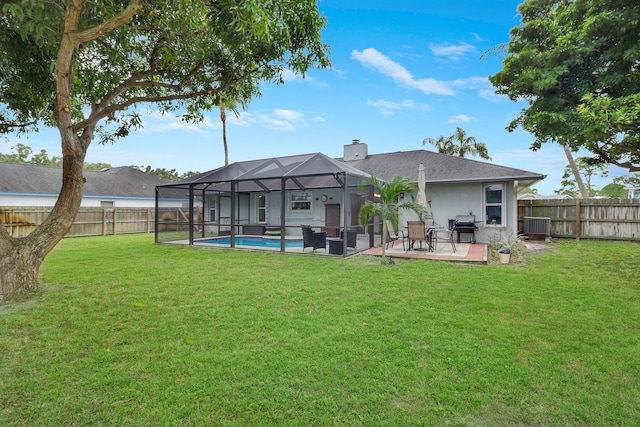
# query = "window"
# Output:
<box><xmin>290</xmin><ymin>191</ymin><xmax>312</xmax><ymax>211</ymax></box>
<box><xmin>484</xmin><ymin>184</ymin><xmax>504</xmax><ymax>225</ymax></box>
<box><xmin>257</xmin><ymin>194</ymin><xmax>266</xmax><ymax>222</ymax></box>
<box><xmin>100</xmin><ymin>201</ymin><xmax>114</xmax><ymax>208</ymax></box>
<box><xmin>209</xmin><ymin>198</ymin><xmax>216</xmax><ymax>222</ymax></box>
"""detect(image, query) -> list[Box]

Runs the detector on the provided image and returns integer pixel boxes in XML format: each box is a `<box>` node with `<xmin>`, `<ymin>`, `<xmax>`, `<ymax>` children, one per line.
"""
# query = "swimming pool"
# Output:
<box><xmin>200</xmin><ymin>236</ymin><xmax>303</xmax><ymax>249</ymax></box>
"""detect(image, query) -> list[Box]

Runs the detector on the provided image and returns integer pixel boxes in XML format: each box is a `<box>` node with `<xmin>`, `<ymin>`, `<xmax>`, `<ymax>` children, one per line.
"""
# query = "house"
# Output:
<box><xmin>156</xmin><ymin>141</ymin><xmax>546</xmax><ymax>247</ymax></box>
<box><xmin>0</xmin><ymin>162</ymin><xmax>170</xmax><ymax>208</ymax></box>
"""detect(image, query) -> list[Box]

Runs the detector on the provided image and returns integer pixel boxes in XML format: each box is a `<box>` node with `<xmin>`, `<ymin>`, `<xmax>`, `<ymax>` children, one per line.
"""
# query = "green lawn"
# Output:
<box><xmin>1</xmin><ymin>234</ymin><xmax>639</xmax><ymax>426</ymax></box>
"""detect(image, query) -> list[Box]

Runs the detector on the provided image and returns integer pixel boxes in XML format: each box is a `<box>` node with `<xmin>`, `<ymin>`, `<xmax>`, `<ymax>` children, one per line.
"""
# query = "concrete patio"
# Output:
<box><xmin>362</xmin><ymin>239</ymin><xmax>487</xmax><ymax>263</ymax></box>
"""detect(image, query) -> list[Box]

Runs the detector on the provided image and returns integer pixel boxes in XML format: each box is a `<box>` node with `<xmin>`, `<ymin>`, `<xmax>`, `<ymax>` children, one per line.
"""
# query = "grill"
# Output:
<box><xmin>452</xmin><ymin>214</ymin><xmax>478</xmax><ymax>243</ymax></box>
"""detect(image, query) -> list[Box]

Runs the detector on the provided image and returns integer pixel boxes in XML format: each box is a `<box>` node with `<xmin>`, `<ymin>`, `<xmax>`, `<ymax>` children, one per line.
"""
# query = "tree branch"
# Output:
<box><xmin>69</xmin><ymin>0</ymin><xmax>144</xmax><ymax>45</ymax></box>
<box><xmin>71</xmin><ymin>76</ymin><xmax>249</xmax><ymax>132</ymax></box>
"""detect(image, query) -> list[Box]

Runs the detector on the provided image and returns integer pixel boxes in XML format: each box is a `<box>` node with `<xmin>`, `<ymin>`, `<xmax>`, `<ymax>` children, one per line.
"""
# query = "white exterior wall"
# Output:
<box><xmin>231</xmin><ymin>189</ymin><xmax>345</xmax><ymax>237</ymax></box>
<box><xmin>1</xmin><ymin>193</ymin><xmax>159</xmax><ymax>208</ymax></box>
<box><xmin>400</xmin><ymin>181</ymin><xmax>517</xmax><ymax>244</ymax></box>
<box><xmin>0</xmin><ymin>194</ymin><xmax>58</xmax><ymax>206</ymax></box>
<box><xmin>202</xmin><ymin>182</ymin><xmax>520</xmax><ymax>243</ymax></box>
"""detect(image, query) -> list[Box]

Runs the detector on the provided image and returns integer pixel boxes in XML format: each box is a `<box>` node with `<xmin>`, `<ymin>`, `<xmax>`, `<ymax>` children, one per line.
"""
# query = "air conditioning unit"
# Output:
<box><xmin>523</xmin><ymin>216</ymin><xmax>550</xmax><ymax>239</ymax></box>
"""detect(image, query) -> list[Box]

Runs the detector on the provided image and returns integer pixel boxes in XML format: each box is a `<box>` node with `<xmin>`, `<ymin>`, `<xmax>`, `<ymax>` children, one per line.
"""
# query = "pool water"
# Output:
<box><xmin>201</xmin><ymin>236</ymin><xmax>303</xmax><ymax>249</ymax></box>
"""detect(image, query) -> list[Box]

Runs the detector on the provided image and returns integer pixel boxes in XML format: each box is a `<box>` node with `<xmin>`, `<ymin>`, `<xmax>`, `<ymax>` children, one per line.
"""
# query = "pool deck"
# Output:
<box><xmin>166</xmin><ymin>235</ymin><xmax>486</xmax><ymax>263</ymax></box>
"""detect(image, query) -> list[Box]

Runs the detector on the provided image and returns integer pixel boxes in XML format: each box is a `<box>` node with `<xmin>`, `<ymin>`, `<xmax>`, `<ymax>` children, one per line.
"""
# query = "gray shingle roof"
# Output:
<box><xmin>338</xmin><ymin>149</ymin><xmax>546</xmax><ymax>186</ymax></box>
<box><xmin>0</xmin><ymin>162</ymin><xmax>170</xmax><ymax>198</ymax></box>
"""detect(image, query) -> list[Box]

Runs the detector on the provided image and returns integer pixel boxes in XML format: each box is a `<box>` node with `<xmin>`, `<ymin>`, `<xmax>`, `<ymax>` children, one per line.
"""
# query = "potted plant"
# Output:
<box><xmin>497</xmin><ymin>232</ymin><xmax>518</xmax><ymax>264</ymax></box>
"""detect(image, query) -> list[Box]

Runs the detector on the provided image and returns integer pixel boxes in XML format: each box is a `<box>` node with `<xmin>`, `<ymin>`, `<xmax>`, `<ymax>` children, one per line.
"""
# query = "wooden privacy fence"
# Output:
<box><xmin>1</xmin><ymin>206</ymin><xmax>157</xmax><ymax>238</ymax></box>
<box><xmin>518</xmin><ymin>198</ymin><xmax>640</xmax><ymax>241</ymax></box>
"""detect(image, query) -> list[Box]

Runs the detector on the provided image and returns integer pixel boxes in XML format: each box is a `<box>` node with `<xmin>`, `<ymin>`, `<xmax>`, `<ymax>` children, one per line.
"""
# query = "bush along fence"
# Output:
<box><xmin>1</xmin><ymin>207</ymin><xmax>157</xmax><ymax>238</ymax></box>
<box><xmin>518</xmin><ymin>198</ymin><xmax>640</xmax><ymax>241</ymax></box>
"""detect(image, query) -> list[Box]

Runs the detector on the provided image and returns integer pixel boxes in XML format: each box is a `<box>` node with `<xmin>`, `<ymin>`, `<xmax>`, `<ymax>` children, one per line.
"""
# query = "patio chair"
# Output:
<box><xmin>431</xmin><ymin>220</ymin><xmax>456</xmax><ymax>253</ymax></box>
<box><xmin>340</xmin><ymin>229</ymin><xmax>358</xmax><ymax>250</ymax></box>
<box><xmin>406</xmin><ymin>221</ymin><xmax>429</xmax><ymax>252</ymax></box>
<box><xmin>385</xmin><ymin>220</ymin><xmax>406</xmax><ymax>250</ymax></box>
<box><xmin>301</xmin><ymin>225</ymin><xmax>326</xmax><ymax>252</ymax></box>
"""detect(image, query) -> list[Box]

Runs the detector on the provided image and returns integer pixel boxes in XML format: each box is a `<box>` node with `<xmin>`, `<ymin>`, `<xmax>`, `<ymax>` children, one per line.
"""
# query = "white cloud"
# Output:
<box><xmin>235</xmin><ymin>109</ymin><xmax>306</xmax><ymax>132</ymax></box>
<box><xmin>430</xmin><ymin>42</ymin><xmax>475</xmax><ymax>60</ymax></box>
<box><xmin>448</xmin><ymin>114</ymin><xmax>474</xmax><ymax>123</ymax></box>
<box><xmin>280</xmin><ymin>68</ymin><xmax>326</xmax><ymax>87</ymax></box>
<box><xmin>229</xmin><ymin>112</ymin><xmax>253</xmax><ymax>128</ymax></box>
<box><xmin>228</xmin><ymin>109</ymin><xmax>306</xmax><ymax>131</ymax></box>
<box><xmin>478</xmin><ymin>89</ymin><xmax>507</xmax><ymax>103</ymax></box>
<box><xmin>140</xmin><ymin>111</ymin><xmax>215</xmax><ymax>134</ymax></box>
<box><xmin>333</xmin><ymin>69</ymin><xmax>347</xmax><ymax>79</ymax></box>
<box><xmin>273</xmin><ymin>109</ymin><xmax>303</xmax><ymax>122</ymax></box>
<box><xmin>351</xmin><ymin>48</ymin><xmax>453</xmax><ymax>96</ymax></box>
<box><xmin>366</xmin><ymin>98</ymin><xmax>428</xmax><ymax>116</ymax></box>
<box><xmin>449</xmin><ymin>76</ymin><xmax>489</xmax><ymax>90</ymax></box>
<box><xmin>261</xmin><ymin>117</ymin><xmax>296</xmax><ymax>132</ymax></box>
<box><xmin>280</xmin><ymin>68</ymin><xmax>301</xmax><ymax>82</ymax></box>
<box><xmin>449</xmin><ymin>78</ymin><xmax>508</xmax><ymax>103</ymax></box>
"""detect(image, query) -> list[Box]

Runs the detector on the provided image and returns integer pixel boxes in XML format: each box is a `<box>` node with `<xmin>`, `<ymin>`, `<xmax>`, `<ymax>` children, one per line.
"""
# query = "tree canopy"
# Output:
<box><xmin>555</xmin><ymin>156</ymin><xmax>608</xmax><ymax>197</ymax></box>
<box><xmin>489</xmin><ymin>0</ymin><xmax>640</xmax><ymax>172</ymax></box>
<box><xmin>0</xmin><ymin>0</ymin><xmax>330</xmax><ymax>298</ymax></box>
<box><xmin>1</xmin><ymin>0</ymin><xmax>330</xmax><ymax>140</ymax></box>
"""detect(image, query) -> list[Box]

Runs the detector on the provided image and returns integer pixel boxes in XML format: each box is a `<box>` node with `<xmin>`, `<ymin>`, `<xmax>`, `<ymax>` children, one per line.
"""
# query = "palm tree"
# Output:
<box><xmin>422</xmin><ymin>127</ymin><xmax>492</xmax><ymax>160</ymax></box>
<box><xmin>218</xmin><ymin>98</ymin><xmax>241</xmax><ymax>166</ymax></box>
<box><xmin>358</xmin><ymin>175</ymin><xmax>425</xmax><ymax>263</ymax></box>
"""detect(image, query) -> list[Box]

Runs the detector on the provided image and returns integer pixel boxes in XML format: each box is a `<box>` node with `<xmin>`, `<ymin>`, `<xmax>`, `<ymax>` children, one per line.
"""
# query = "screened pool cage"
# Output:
<box><xmin>155</xmin><ymin>153</ymin><xmax>381</xmax><ymax>255</ymax></box>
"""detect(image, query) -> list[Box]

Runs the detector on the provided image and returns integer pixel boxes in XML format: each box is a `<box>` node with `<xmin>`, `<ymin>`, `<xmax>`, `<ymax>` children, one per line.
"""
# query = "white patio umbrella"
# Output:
<box><xmin>415</xmin><ymin>163</ymin><xmax>428</xmax><ymax>212</ymax></box>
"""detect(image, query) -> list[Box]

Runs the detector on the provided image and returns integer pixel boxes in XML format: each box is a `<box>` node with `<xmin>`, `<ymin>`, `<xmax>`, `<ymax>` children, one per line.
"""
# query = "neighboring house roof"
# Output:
<box><xmin>0</xmin><ymin>162</ymin><xmax>170</xmax><ymax>199</ymax></box>
<box><xmin>519</xmin><ymin>193</ymin><xmax>573</xmax><ymax>200</ymax></box>
<box><xmin>339</xmin><ymin>149</ymin><xmax>545</xmax><ymax>188</ymax></box>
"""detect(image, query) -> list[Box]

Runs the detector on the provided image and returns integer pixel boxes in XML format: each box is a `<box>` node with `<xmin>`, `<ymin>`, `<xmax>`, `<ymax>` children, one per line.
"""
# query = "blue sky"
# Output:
<box><xmin>3</xmin><ymin>0</ymin><xmax>629</xmax><ymax>194</ymax></box>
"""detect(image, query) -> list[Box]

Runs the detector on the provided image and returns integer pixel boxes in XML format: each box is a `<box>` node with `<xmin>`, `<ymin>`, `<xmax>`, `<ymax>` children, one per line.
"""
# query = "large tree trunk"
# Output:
<box><xmin>562</xmin><ymin>144</ymin><xmax>589</xmax><ymax>198</ymax></box>
<box><xmin>0</xmin><ymin>239</ymin><xmax>43</xmax><ymax>298</ymax></box>
<box><xmin>0</xmin><ymin>148</ymin><xmax>87</xmax><ymax>300</ymax></box>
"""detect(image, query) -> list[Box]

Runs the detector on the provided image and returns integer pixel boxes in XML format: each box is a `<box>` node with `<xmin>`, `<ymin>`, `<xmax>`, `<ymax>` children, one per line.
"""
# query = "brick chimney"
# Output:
<box><xmin>343</xmin><ymin>139</ymin><xmax>368</xmax><ymax>161</ymax></box>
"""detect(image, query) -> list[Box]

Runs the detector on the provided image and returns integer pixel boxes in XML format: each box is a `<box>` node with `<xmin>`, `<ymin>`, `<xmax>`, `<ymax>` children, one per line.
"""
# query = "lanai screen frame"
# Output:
<box><xmin>155</xmin><ymin>153</ymin><xmax>374</xmax><ymax>256</ymax></box>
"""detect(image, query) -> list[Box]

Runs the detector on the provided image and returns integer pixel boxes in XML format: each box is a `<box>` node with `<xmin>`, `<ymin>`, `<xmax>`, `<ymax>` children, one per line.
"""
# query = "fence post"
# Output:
<box><xmin>113</xmin><ymin>207</ymin><xmax>118</xmax><ymax>235</ymax></box>
<box><xmin>575</xmin><ymin>199</ymin><xmax>581</xmax><ymax>240</ymax></box>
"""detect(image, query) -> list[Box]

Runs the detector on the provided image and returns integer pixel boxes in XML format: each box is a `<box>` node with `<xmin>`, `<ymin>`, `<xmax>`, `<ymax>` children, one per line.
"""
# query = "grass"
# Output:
<box><xmin>1</xmin><ymin>234</ymin><xmax>639</xmax><ymax>426</ymax></box>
